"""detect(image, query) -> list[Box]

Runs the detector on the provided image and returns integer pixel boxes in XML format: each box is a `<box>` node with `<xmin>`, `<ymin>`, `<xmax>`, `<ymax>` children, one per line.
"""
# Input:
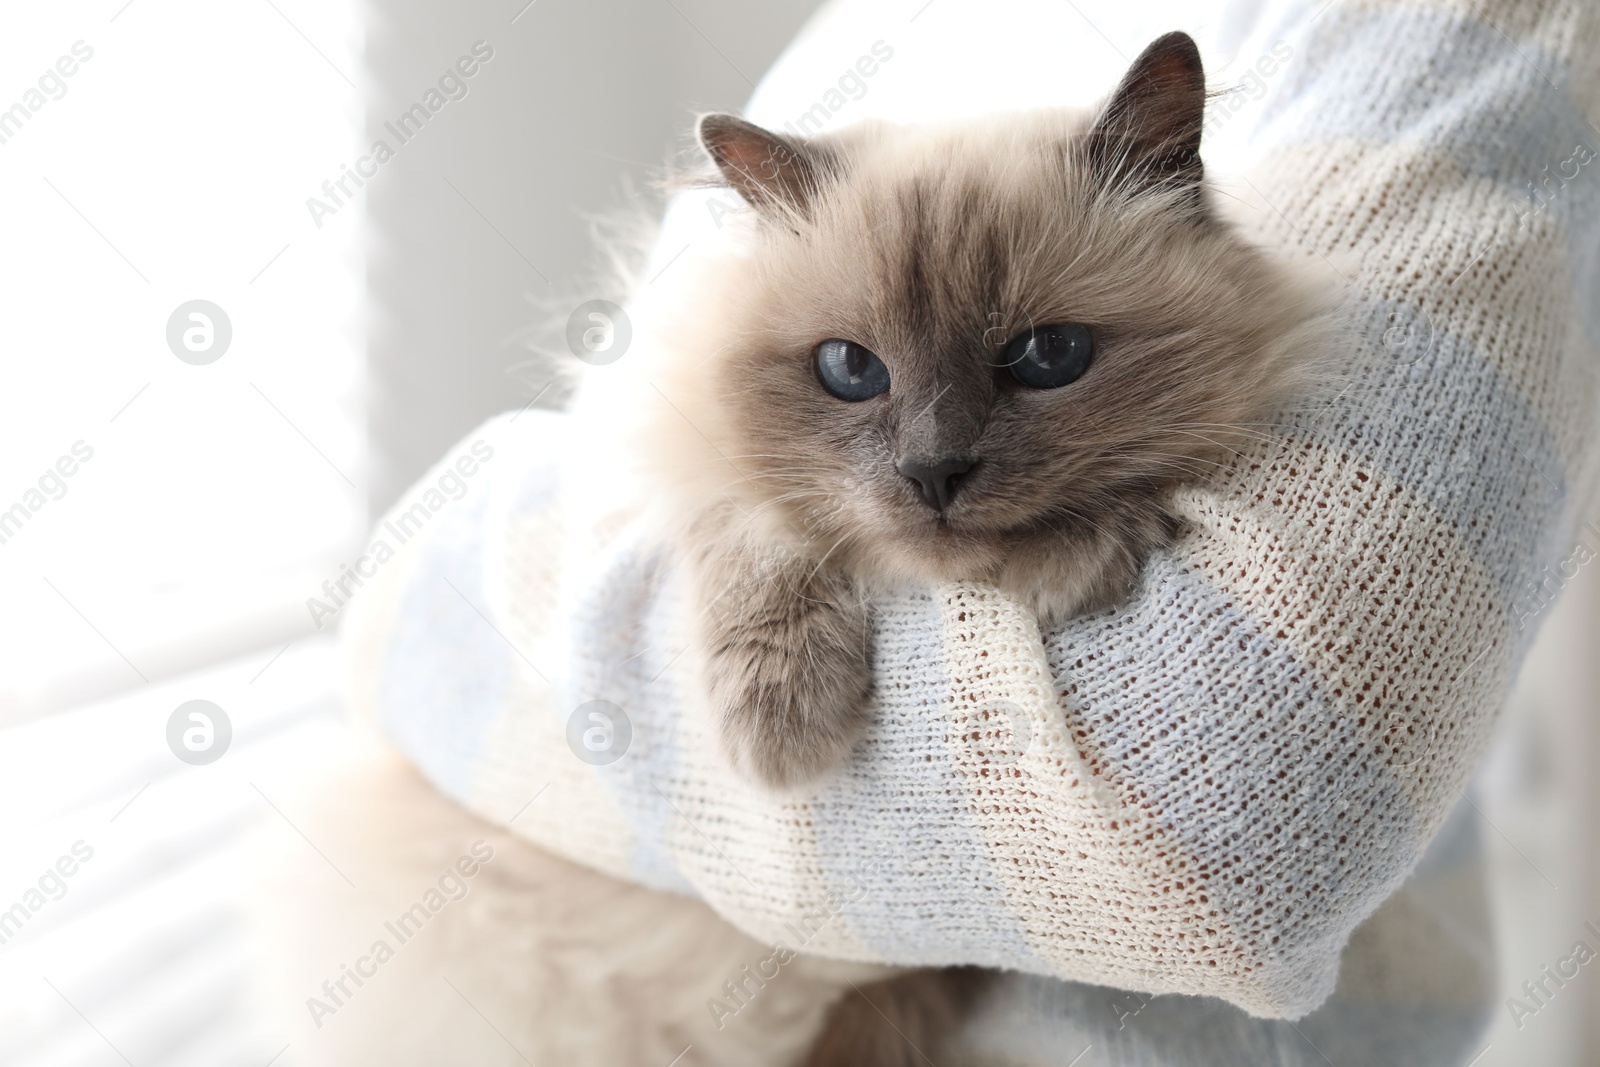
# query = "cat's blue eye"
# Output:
<box><xmin>814</xmin><ymin>339</ymin><xmax>890</xmax><ymax>401</ymax></box>
<box><xmin>1004</xmin><ymin>324</ymin><xmax>1094</xmax><ymax>389</ymax></box>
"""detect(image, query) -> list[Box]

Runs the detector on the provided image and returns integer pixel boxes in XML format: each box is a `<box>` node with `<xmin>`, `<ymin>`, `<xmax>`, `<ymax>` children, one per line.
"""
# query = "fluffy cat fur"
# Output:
<box><xmin>258</xmin><ymin>32</ymin><xmax>1331</xmax><ymax>1067</ymax></box>
<box><xmin>253</xmin><ymin>740</ymin><xmax>898</xmax><ymax>1067</ymax></box>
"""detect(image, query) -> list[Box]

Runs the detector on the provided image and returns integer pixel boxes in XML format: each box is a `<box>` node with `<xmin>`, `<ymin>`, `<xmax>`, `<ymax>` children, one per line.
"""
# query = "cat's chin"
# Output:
<box><xmin>848</xmin><ymin>504</ymin><xmax>1170</xmax><ymax>624</ymax></box>
<box><xmin>850</xmin><ymin>523</ymin><xmax>1010</xmax><ymax>589</ymax></box>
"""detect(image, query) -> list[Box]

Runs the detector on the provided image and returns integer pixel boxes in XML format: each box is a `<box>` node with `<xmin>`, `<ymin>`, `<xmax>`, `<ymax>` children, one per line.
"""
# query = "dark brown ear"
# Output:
<box><xmin>697</xmin><ymin>113</ymin><xmax>829</xmax><ymax>218</ymax></box>
<box><xmin>1086</xmin><ymin>32</ymin><xmax>1206</xmax><ymax>200</ymax></box>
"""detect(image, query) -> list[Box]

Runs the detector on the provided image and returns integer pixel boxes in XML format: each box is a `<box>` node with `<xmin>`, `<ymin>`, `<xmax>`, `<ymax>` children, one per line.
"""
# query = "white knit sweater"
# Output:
<box><xmin>345</xmin><ymin>0</ymin><xmax>1600</xmax><ymax>1023</ymax></box>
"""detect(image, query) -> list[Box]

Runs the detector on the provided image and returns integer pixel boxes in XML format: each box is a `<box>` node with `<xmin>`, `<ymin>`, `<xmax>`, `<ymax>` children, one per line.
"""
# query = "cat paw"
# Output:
<box><xmin>705</xmin><ymin>602</ymin><xmax>872</xmax><ymax>789</ymax></box>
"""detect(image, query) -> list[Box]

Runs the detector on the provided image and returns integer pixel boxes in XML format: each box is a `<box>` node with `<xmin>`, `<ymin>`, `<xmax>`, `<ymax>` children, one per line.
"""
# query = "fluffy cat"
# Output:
<box><xmin>585</xmin><ymin>32</ymin><xmax>1323</xmax><ymax>790</ymax></box>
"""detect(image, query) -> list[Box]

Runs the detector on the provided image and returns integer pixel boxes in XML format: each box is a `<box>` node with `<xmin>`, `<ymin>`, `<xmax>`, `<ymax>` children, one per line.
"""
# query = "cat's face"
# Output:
<box><xmin>668</xmin><ymin>35</ymin><xmax>1313</xmax><ymax>586</ymax></box>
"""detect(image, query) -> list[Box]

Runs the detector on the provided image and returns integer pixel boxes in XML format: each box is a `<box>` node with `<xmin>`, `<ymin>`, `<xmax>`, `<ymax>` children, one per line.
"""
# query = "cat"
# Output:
<box><xmin>586</xmin><ymin>31</ymin><xmax>1323</xmax><ymax>791</ymax></box>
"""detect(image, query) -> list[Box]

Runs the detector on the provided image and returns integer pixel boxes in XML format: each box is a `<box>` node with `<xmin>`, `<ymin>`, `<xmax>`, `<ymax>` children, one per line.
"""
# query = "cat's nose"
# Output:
<box><xmin>897</xmin><ymin>456</ymin><xmax>976</xmax><ymax>512</ymax></box>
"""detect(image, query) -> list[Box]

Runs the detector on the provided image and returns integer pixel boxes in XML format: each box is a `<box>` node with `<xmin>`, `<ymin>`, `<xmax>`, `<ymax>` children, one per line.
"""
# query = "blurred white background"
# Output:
<box><xmin>0</xmin><ymin>0</ymin><xmax>363</xmax><ymax>721</ymax></box>
<box><xmin>0</xmin><ymin>1</ymin><xmax>1597</xmax><ymax>1065</ymax></box>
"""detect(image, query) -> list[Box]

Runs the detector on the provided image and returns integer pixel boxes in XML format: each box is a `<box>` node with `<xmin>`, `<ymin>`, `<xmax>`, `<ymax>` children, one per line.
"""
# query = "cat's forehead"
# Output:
<box><xmin>791</xmin><ymin>121</ymin><xmax>1112</xmax><ymax>338</ymax></box>
<box><xmin>837</xmin><ymin>117</ymin><xmax>1094</xmax><ymax>232</ymax></box>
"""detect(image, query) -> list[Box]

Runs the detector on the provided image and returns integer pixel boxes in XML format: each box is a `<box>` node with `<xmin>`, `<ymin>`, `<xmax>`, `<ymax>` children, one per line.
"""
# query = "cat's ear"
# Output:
<box><xmin>698</xmin><ymin>114</ymin><xmax>829</xmax><ymax>219</ymax></box>
<box><xmin>1086</xmin><ymin>31</ymin><xmax>1206</xmax><ymax>198</ymax></box>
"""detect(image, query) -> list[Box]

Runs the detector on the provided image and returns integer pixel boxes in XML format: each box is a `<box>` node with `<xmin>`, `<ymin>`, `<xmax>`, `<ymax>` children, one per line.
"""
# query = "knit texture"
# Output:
<box><xmin>343</xmin><ymin>0</ymin><xmax>1600</xmax><ymax>1025</ymax></box>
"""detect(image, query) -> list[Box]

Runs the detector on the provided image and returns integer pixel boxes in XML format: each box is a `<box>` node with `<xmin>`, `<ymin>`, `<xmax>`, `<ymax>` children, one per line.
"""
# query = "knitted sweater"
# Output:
<box><xmin>344</xmin><ymin>0</ymin><xmax>1600</xmax><ymax>1029</ymax></box>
